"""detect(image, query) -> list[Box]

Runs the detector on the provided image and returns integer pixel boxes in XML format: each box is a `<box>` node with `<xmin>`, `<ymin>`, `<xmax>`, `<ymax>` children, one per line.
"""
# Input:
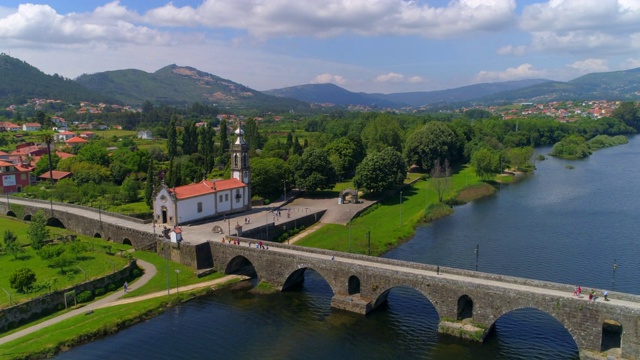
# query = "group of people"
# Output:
<box><xmin>573</xmin><ymin>285</ymin><xmax>609</xmax><ymax>301</ymax></box>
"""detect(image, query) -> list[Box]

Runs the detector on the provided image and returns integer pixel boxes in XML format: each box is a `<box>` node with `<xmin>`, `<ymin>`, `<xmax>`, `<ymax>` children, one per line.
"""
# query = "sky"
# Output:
<box><xmin>1</xmin><ymin>0</ymin><xmax>640</xmax><ymax>94</ymax></box>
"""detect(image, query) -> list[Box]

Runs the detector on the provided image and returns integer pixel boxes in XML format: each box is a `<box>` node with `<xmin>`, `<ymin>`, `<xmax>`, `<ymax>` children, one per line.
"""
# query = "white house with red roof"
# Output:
<box><xmin>153</xmin><ymin>123</ymin><xmax>251</xmax><ymax>226</ymax></box>
<box><xmin>55</xmin><ymin>131</ymin><xmax>76</xmax><ymax>142</ymax></box>
<box><xmin>22</xmin><ymin>123</ymin><xmax>42</xmax><ymax>131</ymax></box>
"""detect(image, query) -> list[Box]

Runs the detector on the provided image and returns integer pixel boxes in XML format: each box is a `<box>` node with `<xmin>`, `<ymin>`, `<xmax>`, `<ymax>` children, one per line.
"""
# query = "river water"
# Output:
<box><xmin>57</xmin><ymin>137</ymin><xmax>640</xmax><ymax>360</ymax></box>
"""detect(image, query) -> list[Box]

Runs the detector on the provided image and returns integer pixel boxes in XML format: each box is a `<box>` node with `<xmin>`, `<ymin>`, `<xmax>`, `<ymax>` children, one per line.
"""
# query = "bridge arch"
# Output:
<box><xmin>372</xmin><ymin>285</ymin><xmax>439</xmax><ymax>316</ymax></box>
<box><xmin>122</xmin><ymin>238</ymin><xmax>132</xmax><ymax>246</ymax></box>
<box><xmin>486</xmin><ymin>307</ymin><xmax>579</xmax><ymax>356</ymax></box>
<box><xmin>281</xmin><ymin>266</ymin><xmax>337</xmax><ymax>296</ymax></box>
<box><xmin>23</xmin><ymin>214</ymin><xmax>31</xmax><ymax>221</ymax></box>
<box><xmin>46</xmin><ymin>217</ymin><xmax>66</xmax><ymax>229</ymax></box>
<box><xmin>457</xmin><ymin>295</ymin><xmax>473</xmax><ymax>321</ymax></box>
<box><xmin>224</xmin><ymin>255</ymin><xmax>258</xmax><ymax>278</ymax></box>
<box><xmin>6</xmin><ymin>210</ymin><xmax>16</xmax><ymax>217</ymax></box>
<box><xmin>94</xmin><ymin>233</ymin><xmax>102</xmax><ymax>238</ymax></box>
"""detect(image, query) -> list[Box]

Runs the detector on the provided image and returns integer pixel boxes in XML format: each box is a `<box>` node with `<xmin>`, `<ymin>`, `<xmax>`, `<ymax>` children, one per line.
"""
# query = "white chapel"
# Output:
<box><xmin>153</xmin><ymin>123</ymin><xmax>251</xmax><ymax>226</ymax></box>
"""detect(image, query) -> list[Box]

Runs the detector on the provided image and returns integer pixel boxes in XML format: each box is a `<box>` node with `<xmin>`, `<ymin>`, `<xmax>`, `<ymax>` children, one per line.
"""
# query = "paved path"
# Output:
<box><xmin>0</xmin><ymin>259</ymin><xmax>155</xmax><ymax>346</ymax></box>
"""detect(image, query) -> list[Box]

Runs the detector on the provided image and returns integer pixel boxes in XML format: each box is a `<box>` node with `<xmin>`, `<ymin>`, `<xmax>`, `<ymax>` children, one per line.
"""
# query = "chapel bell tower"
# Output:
<box><xmin>231</xmin><ymin>122</ymin><xmax>250</xmax><ymax>195</ymax></box>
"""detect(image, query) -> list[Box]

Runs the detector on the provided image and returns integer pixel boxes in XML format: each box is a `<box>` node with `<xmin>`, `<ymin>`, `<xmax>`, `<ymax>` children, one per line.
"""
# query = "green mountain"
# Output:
<box><xmin>265</xmin><ymin>83</ymin><xmax>408</xmax><ymax>108</ymax></box>
<box><xmin>266</xmin><ymin>79</ymin><xmax>549</xmax><ymax>108</ymax></box>
<box><xmin>477</xmin><ymin>68</ymin><xmax>640</xmax><ymax>104</ymax></box>
<box><xmin>0</xmin><ymin>53</ymin><xmax>114</xmax><ymax>106</ymax></box>
<box><xmin>75</xmin><ymin>64</ymin><xmax>311</xmax><ymax>113</ymax></box>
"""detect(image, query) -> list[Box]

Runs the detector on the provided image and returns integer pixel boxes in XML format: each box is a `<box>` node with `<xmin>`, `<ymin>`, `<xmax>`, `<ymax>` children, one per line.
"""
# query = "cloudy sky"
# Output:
<box><xmin>1</xmin><ymin>0</ymin><xmax>640</xmax><ymax>94</ymax></box>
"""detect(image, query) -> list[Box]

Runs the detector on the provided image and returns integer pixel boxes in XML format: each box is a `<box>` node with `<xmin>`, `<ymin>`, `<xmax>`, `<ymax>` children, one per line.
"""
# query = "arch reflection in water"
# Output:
<box><xmin>485</xmin><ymin>308</ymin><xmax>579</xmax><ymax>360</ymax></box>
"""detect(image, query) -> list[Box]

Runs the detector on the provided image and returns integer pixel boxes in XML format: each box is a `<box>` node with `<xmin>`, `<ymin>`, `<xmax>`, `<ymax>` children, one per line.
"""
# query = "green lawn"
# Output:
<box><xmin>0</xmin><ymin>217</ymin><xmax>131</xmax><ymax>308</ymax></box>
<box><xmin>124</xmin><ymin>250</ymin><xmax>225</xmax><ymax>297</ymax></box>
<box><xmin>296</xmin><ymin>166</ymin><xmax>484</xmax><ymax>256</ymax></box>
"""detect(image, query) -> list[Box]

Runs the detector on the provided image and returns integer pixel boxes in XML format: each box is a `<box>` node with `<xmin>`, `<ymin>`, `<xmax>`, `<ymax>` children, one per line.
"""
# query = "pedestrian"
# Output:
<box><xmin>573</xmin><ymin>285</ymin><xmax>578</xmax><ymax>296</ymax></box>
<box><xmin>578</xmin><ymin>286</ymin><xmax>582</xmax><ymax>297</ymax></box>
<box><xmin>331</xmin><ymin>256</ymin><xmax>335</xmax><ymax>260</ymax></box>
<box><xmin>259</xmin><ymin>240</ymin><xmax>263</xmax><ymax>249</ymax></box>
<box><xmin>124</xmin><ymin>281</ymin><xmax>128</xmax><ymax>293</ymax></box>
<box><xmin>437</xmin><ymin>265</ymin><xmax>440</xmax><ymax>275</ymax></box>
<box><xmin>604</xmin><ymin>290</ymin><xmax>609</xmax><ymax>301</ymax></box>
<box><xmin>591</xmin><ymin>289</ymin><xmax>596</xmax><ymax>301</ymax></box>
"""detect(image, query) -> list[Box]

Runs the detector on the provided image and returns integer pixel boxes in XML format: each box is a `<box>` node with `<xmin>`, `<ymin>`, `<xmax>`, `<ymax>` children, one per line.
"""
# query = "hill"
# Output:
<box><xmin>0</xmin><ymin>53</ymin><xmax>115</xmax><ymax>106</ymax></box>
<box><xmin>75</xmin><ymin>65</ymin><xmax>311</xmax><ymax>113</ymax></box>
<box><xmin>266</xmin><ymin>79</ymin><xmax>549</xmax><ymax>108</ymax></box>
<box><xmin>264</xmin><ymin>83</ymin><xmax>407</xmax><ymax>108</ymax></box>
<box><xmin>477</xmin><ymin>68</ymin><xmax>640</xmax><ymax>104</ymax></box>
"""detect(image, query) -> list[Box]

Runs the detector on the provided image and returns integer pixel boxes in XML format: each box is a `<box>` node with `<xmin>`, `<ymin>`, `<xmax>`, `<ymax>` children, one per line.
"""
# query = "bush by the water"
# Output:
<box><xmin>550</xmin><ymin>135</ymin><xmax>591</xmax><ymax>159</ymax></box>
<box><xmin>587</xmin><ymin>135</ymin><xmax>628</xmax><ymax>150</ymax></box>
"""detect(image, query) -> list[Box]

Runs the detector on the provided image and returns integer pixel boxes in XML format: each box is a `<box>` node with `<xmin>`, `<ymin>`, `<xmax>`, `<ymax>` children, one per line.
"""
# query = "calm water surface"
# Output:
<box><xmin>58</xmin><ymin>138</ymin><xmax>640</xmax><ymax>359</ymax></box>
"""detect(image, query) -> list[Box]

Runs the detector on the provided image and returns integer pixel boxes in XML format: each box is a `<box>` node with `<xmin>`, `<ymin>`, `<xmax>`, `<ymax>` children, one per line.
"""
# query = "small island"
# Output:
<box><xmin>550</xmin><ymin>134</ymin><xmax>628</xmax><ymax>159</ymax></box>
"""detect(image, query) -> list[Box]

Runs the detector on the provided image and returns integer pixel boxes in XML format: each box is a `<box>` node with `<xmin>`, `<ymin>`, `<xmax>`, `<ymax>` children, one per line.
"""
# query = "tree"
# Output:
<box><xmin>167</xmin><ymin>116</ymin><xmax>178</xmax><ymax>158</ymax></box>
<box><xmin>506</xmin><ymin>147</ymin><xmax>534</xmax><ymax>171</ymax></box>
<box><xmin>250</xmin><ymin>157</ymin><xmax>291</xmax><ymax>199</ymax></box>
<box><xmin>34</xmin><ymin>153</ymin><xmax>60</xmax><ymax>177</ymax></box>
<box><xmin>144</xmin><ymin>158</ymin><xmax>155</xmax><ymax>207</ymax></box>
<box><xmin>291</xmin><ymin>148</ymin><xmax>336</xmax><ymax>191</ymax></box>
<box><xmin>404</xmin><ymin>121</ymin><xmax>462</xmax><ymax>173</ymax></box>
<box><xmin>471</xmin><ymin>148</ymin><xmax>500</xmax><ymax>180</ymax></box>
<box><xmin>182</xmin><ymin>121</ymin><xmax>198</xmax><ymax>155</ymax></box>
<box><xmin>431</xmin><ymin>159</ymin><xmax>452</xmax><ymax>203</ymax></box>
<box><xmin>9</xmin><ymin>267</ymin><xmax>37</xmax><ymax>293</ymax></box>
<box><xmin>353</xmin><ymin>147</ymin><xmax>406</xmax><ymax>193</ymax></box>
<box><xmin>28</xmin><ymin>210</ymin><xmax>49</xmax><ymax>250</ymax></box>
<box><xmin>612</xmin><ymin>102</ymin><xmax>640</xmax><ymax>130</ymax></box>
<box><xmin>121</xmin><ymin>176</ymin><xmax>139</xmax><ymax>203</ymax></box>
<box><xmin>361</xmin><ymin>114</ymin><xmax>403</xmax><ymax>153</ymax></box>
<box><xmin>40</xmin><ymin>131</ymin><xmax>55</xmax><ymax>186</ymax></box>
<box><xmin>325</xmin><ymin>137</ymin><xmax>359</xmax><ymax>180</ymax></box>
<box><xmin>3</xmin><ymin>230</ymin><xmax>24</xmax><ymax>260</ymax></box>
<box><xmin>78</xmin><ymin>143</ymin><xmax>110</xmax><ymax>167</ymax></box>
<box><xmin>219</xmin><ymin>119</ymin><xmax>229</xmax><ymax>156</ymax></box>
<box><xmin>245</xmin><ymin>117</ymin><xmax>264</xmax><ymax>151</ymax></box>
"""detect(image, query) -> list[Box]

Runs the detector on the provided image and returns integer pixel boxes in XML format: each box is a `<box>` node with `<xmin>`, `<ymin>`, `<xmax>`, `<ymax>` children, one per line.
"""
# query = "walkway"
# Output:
<box><xmin>0</xmin><ymin>259</ymin><xmax>154</xmax><ymax>346</ymax></box>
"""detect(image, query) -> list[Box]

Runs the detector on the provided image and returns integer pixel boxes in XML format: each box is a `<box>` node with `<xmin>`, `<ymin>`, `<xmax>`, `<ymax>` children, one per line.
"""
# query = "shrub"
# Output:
<box><xmin>9</xmin><ymin>267</ymin><xmax>37</xmax><ymax>293</ymax></box>
<box><xmin>76</xmin><ymin>290</ymin><xmax>94</xmax><ymax>303</ymax></box>
<box><xmin>107</xmin><ymin>283</ymin><xmax>117</xmax><ymax>292</ymax></box>
<box><xmin>132</xmin><ymin>268</ymin><xmax>142</xmax><ymax>277</ymax></box>
<box><xmin>94</xmin><ymin>288</ymin><xmax>106</xmax><ymax>296</ymax></box>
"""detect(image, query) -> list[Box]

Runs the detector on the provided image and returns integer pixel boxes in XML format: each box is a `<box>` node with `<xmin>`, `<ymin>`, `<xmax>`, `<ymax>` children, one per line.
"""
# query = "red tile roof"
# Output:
<box><xmin>170</xmin><ymin>178</ymin><xmax>246</xmax><ymax>200</ymax></box>
<box><xmin>38</xmin><ymin>170</ymin><xmax>72</xmax><ymax>180</ymax></box>
<box><xmin>56</xmin><ymin>151</ymin><xmax>76</xmax><ymax>159</ymax></box>
<box><xmin>66</xmin><ymin>136</ymin><xmax>88</xmax><ymax>144</ymax></box>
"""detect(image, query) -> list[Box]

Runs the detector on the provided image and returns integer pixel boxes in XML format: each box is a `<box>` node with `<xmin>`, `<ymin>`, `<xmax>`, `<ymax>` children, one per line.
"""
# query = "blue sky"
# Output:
<box><xmin>1</xmin><ymin>0</ymin><xmax>639</xmax><ymax>93</ymax></box>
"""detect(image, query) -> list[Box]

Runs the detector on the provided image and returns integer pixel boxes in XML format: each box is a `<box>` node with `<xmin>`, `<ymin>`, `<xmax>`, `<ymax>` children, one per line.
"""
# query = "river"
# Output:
<box><xmin>57</xmin><ymin>137</ymin><xmax>640</xmax><ymax>359</ymax></box>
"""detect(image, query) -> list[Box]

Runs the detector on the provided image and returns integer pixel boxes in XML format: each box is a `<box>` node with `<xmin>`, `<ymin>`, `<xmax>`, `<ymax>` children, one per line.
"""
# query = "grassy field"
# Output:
<box><xmin>0</xmin><ymin>289</ymin><xmax>214</xmax><ymax>360</ymax></box>
<box><xmin>125</xmin><ymin>250</ymin><xmax>225</xmax><ymax>297</ymax></box>
<box><xmin>296</xmin><ymin>166</ymin><xmax>486</xmax><ymax>256</ymax></box>
<box><xmin>0</xmin><ymin>216</ymin><xmax>131</xmax><ymax>308</ymax></box>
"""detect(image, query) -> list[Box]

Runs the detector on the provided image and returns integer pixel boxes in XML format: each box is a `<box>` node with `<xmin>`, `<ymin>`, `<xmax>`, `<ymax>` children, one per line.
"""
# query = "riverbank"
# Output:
<box><xmin>0</xmin><ymin>276</ymin><xmax>244</xmax><ymax>360</ymax></box>
<box><xmin>295</xmin><ymin>166</ymin><xmax>494</xmax><ymax>255</ymax></box>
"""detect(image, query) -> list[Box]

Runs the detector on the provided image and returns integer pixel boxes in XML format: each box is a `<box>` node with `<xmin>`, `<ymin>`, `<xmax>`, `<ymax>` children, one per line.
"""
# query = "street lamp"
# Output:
<box><xmin>399</xmin><ymin>190</ymin><xmax>403</xmax><ymax>226</ymax></box>
<box><xmin>282</xmin><ymin>179</ymin><xmax>287</xmax><ymax>202</ymax></box>
<box><xmin>175</xmin><ymin>269</ymin><xmax>181</xmax><ymax>293</ymax></box>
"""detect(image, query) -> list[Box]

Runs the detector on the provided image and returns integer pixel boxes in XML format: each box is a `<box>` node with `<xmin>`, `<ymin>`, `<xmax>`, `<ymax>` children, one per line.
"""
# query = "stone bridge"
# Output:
<box><xmin>0</xmin><ymin>198</ymin><xmax>155</xmax><ymax>249</ymax></box>
<box><xmin>209</xmin><ymin>239</ymin><xmax>640</xmax><ymax>359</ymax></box>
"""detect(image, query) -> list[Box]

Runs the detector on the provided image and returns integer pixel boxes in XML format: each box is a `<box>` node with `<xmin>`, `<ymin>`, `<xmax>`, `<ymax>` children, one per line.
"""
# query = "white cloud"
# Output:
<box><xmin>474</xmin><ymin>63</ymin><xmax>548</xmax><ymax>82</ymax></box>
<box><xmin>374</xmin><ymin>72</ymin><xmax>424</xmax><ymax>83</ymax></box>
<box><xmin>622</xmin><ymin>58</ymin><xmax>640</xmax><ymax>69</ymax></box>
<box><xmin>0</xmin><ymin>3</ymin><xmax>171</xmax><ymax>45</ymax></box>
<box><xmin>568</xmin><ymin>58</ymin><xmax>609</xmax><ymax>73</ymax></box>
<box><xmin>497</xmin><ymin>45</ymin><xmax>526</xmax><ymax>56</ymax></box>
<box><xmin>520</xmin><ymin>0</ymin><xmax>640</xmax><ymax>55</ymax></box>
<box><xmin>311</xmin><ymin>73</ymin><xmax>348</xmax><ymax>86</ymax></box>
<box><xmin>145</xmin><ymin>0</ymin><xmax>517</xmax><ymax>39</ymax></box>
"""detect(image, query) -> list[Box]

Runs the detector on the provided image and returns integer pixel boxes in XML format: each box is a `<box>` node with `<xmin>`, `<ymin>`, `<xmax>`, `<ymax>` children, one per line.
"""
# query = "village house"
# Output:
<box><xmin>153</xmin><ymin>123</ymin><xmax>251</xmax><ymax>227</ymax></box>
<box><xmin>22</xmin><ymin>123</ymin><xmax>42</xmax><ymax>131</ymax></box>
<box><xmin>137</xmin><ymin>130</ymin><xmax>153</xmax><ymax>140</ymax></box>
<box><xmin>0</xmin><ymin>160</ymin><xmax>32</xmax><ymax>194</ymax></box>
<box><xmin>38</xmin><ymin>170</ymin><xmax>72</xmax><ymax>184</ymax></box>
<box><xmin>55</xmin><ymin>131</ymin><xmax>76</xmax><ymax>142</ymax></box>
<box><xmin>0</xmin><ymin>122</ymin><xmax>21</xmax><ymax>132</ymax></box>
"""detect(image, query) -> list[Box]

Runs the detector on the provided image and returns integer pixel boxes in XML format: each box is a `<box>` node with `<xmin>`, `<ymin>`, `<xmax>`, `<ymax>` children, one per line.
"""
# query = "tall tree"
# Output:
<box><xmin>28</xmin><ymin>210</ymin><xmax>49</xmax><ymax>250</ymax></box>
<box><xmin>353</xmin><ymin>147</ymin><xmax>406</xmax><ymax>193</ymax></box>
<box><xmin>291</xmin><ymin>148</ymin><xmax>336</xmax><ymax>191</ymax></box>
<box><xmin>182</xmin><ymin>120</ymin><xmax>198</xmax><ymax>155</ymax></box>
<box><xmin>245</xmin><ymin>118</ymin><xmax>264</xmax><ymax>151</ymax></box>
<box><xmin>40</xmin><ymin>131</ymin><xmax>55</xmax><ymax>185</ymax></box>
<box><xmin>167</xmin><ymin>116</ymin><xmax>178</xmax><ymax>158</ymax></box>
<box><xmin>144</xmin><ymin>158</ymin><xmax>155</xmax><ymax>207</ymax></box>
<box><xmin>218</xmin><ymin>119</ymin><xmax>230</xmax><ymax>166</ymax></box>
<box><xmin>431</xmin><ymin>159</ymin><xmax>452</xmax><ymax>203</ymax></box>
<box><xmin>404</xmin><ymin>121</ymin><xmax>462</xmax><ymax>173</ymax></box>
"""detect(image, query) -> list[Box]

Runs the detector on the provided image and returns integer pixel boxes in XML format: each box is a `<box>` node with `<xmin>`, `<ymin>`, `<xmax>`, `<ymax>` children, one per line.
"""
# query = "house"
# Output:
<box><xmin>51</xmin><ymin>116</ymin><xmax>67</xmax><ymax>129</ymax></box>
<box><xmin>0</xmin><ymin>122</ymin><xmax>21</xmax><ymax>132</ymax></box>
<box><xmin>153</xmin><ymin>123</ymin><xmax>251</xmax><ymax>226</ymax></box>
<box><xmin>137</xmin><ymin>130</ymin><xmax>153</xmax><ymax>140</ymax></box>
<box><xmin>0</xmin><ymin>160</ymin><xmax>32</xmax><ymax>193</ymax></box>
<box><xmin>38</xmin><ymin>170</ymin><xmax>72</xmax><ymax>184</ymax></box>
<box><xmin>22</xmin><ymin>123</ymin><xmax>42</xmax><ymax>131</ymax></box>
<box><xmin>80</xmin><ymin>131</ymin><xmax>95</xmax><ymax>139</ymax></box>
<box><xmin>55</xmin><ymin>131</ymin><xmax>76</xmax><ymax>142</ymax></box>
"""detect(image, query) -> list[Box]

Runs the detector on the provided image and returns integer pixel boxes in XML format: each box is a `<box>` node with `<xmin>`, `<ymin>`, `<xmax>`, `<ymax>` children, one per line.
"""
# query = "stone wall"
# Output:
<box><xmin>0</xmin><ymin>261</ymin><xmax>137</xmax><ymax>332</ymax></box>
